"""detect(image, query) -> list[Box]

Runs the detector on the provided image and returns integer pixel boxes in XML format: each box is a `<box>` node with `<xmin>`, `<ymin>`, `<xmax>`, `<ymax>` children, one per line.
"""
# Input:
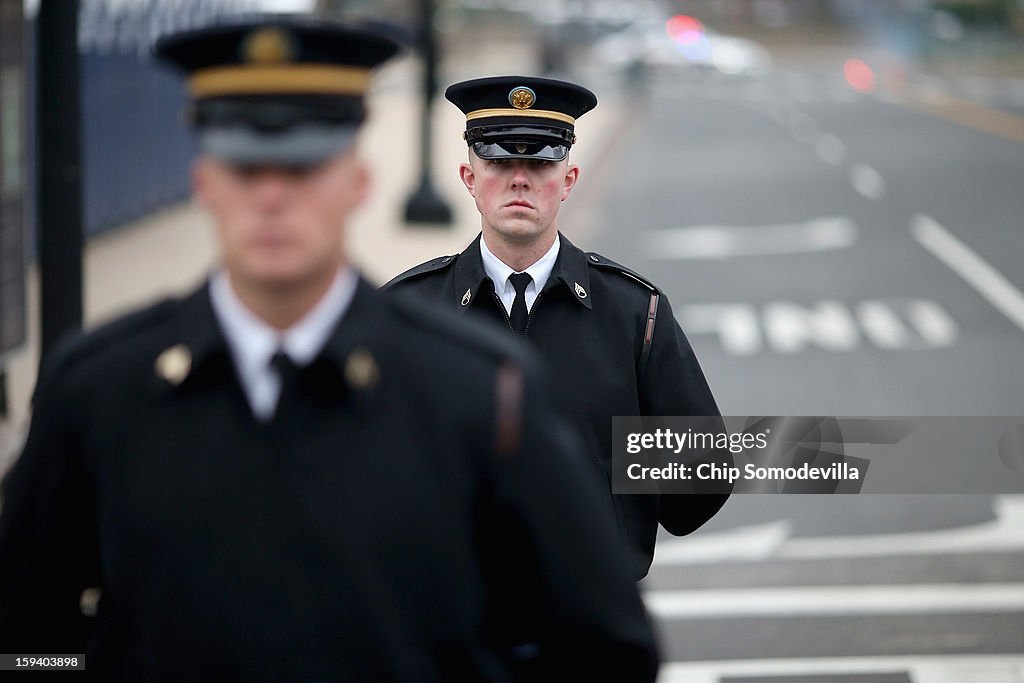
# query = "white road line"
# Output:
<box><xmin>856</xmin><ymin>300</ymin><xmax>911</xmax><ymax>349</ymax></box>
<box><xmin>763</xmin><ymin>300</ymin><xmax>860</xmax><ymax>353</ymax></box>
<box><xmin>653</xmin><ymin>521</ymin><xmax>791</xmax><ymax>565</ymax></box>
<box><xmin>853</xmin><ymin>298</ymin><xmax>959</xmax><ymax>349</ymax></box>
<box><xmin>911</xmin><ymin>214</ymin><xmax>1024</xmax><ymax>336</ymax></box>
<box><xmin>644</xmin><ymin>583</ymin><xmax>1024</xmax><ymax>619</ymax></box>
<box><xmin>657</xmin><ymin>655</ymin><xmax>1024</xmax><ymax>683</ymax></box>
<box><xmin>645</xmin><ymin>216</ymin><xmax>858</xmax><ymax>260</ymax></box>
<box><xmin>781</xmin><ymin>495</ymin><xmax>1024</xmax><ymax>559</ymax></box>
<box><xmin>677</xmin><ymin>303</ymin><xmax>763</xmax><ymax>356</ymax></box>
<box><xmin>654</xmin><ymin>495</ymin><xmax>1024</xmax><ymax>565</ymax></box>
<box><xmin>906</xmin><ymin>299</ymin><xmax>960</xmax><ymax>347</ymax></box>
<box><xmin>815</xmin><ymin>133</ymin><xmax>846</xmax><ymax>165</ymax></box>
<box><xmin>850</xmin><ymin>163</ymin><xmax>886</xmax><ymax>200</ymax></box>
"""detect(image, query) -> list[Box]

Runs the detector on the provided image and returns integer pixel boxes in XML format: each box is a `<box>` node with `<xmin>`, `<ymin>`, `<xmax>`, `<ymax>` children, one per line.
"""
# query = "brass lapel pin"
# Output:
<box><xmin>345</xmin><ymin>347</ymin><xmax>380</xmax><ymax>390</ymax></box>
<box><xmin>155</xmin><ymin>344</ymin><xmax>191</xmax><ymax>385</ymax></box>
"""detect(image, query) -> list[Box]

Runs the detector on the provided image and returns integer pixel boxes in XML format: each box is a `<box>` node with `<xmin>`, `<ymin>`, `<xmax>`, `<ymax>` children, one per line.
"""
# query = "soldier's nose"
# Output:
<box><xmin>510</xmin><ymin>170</ymin><xmax>530</xmax><ymax>190</ymax></box>
<box><xmin>250</xmin><ymin>171</ymin><xmax>293</xmax><ymax>209</ymax></box>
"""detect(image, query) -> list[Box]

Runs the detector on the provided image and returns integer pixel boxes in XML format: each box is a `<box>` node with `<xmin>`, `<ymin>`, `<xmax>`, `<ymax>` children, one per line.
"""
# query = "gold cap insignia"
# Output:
<box><xmin>155</xmin><ymin>344</ymin><xmax>191</xmax><ymax>385</ymax></box>
<box><xmin>515</xmin><ymin>143</ymin><xmax>528</xmax><ymax>154</ymax></box>
<box><xmin>574</xmin><ymin>282</ymin><xmax>587</xmax><ymax>299</ymax></box>
<box><xmin>345</xmin><ymin>347</ymin><xmax>380</xmax><ymax>390</ymax></box>
<box><xmin>242</xmin><ymin>27</ymin><xmax>296</xmax><ymax>64</ymax></box>
<box><xmin>461</xmin><ymin>289</ymin><xmax>472</xmax><ymax>306</ymax></box>
<box><xmin>508</xmin><ymin>86</ymin><xmax>536</xmax><ymax>110</ymax></box>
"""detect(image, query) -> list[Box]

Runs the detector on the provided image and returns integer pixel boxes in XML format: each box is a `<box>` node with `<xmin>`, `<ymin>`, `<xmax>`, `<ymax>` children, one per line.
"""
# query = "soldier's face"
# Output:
<box><xmin>460</xmin><ymin>152</ymin><xmax>579</xmax><ymax>244</ymax></box>
<box><xmin>194</xmin><ymin>149</ymin><xmax>369</xmax><ymax>290</ymax></box>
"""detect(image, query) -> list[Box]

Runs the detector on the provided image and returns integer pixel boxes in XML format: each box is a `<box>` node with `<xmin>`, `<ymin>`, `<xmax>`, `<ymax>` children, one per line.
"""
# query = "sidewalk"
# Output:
<box><xmin>0</xmin><ymin>46</ymin><xmax>624</xmax><ymax>472</ymax></box>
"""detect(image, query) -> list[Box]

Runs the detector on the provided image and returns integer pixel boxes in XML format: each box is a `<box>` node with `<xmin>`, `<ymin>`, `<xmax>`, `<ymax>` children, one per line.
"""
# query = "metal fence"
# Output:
<box><xmin>24</xmin><ymin>0</ymin><xmax>263</xmax><ymax>241</ymax></box>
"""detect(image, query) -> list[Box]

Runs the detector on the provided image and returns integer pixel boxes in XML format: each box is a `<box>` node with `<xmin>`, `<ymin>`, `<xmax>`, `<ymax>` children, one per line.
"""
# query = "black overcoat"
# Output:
<box><xmin>0</xmin><ymin>278</ymin><xmax>658</xmax><ymax>681</ymax></box>
<box><xmin>386</xmin><ymin>234</ymin><xmax>732</xmax><ymax>579</ymax></box>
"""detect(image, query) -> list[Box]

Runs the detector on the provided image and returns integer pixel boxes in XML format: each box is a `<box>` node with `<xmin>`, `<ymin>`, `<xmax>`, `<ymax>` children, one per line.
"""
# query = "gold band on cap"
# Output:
<box><xmin>466</xmin><ymin>108</ymin><xmax>576</xmax><ymax>125</ymax></box>
<box><xmin>188</xmin><ymin>65</ymin><xmax>371</xmax><ymax>98</ymax></box>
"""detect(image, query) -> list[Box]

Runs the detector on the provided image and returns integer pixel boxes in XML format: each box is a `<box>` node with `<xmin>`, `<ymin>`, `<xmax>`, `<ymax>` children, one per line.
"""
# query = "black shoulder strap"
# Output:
<box><xmin>382</xmin><ymin>255</ymin><xmax>457</xmax><ymax>289</ymax></box>
<box><xmin>584</xmin><ymin>253</ymin><xmax>657</xmax><ymax>292</ymax></box>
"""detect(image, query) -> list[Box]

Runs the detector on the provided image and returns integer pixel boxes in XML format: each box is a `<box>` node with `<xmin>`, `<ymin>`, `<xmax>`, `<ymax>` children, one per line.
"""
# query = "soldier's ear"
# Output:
<box><xmin>561</xmin><ymin>163</ymin><xmax>580</xmax><ymax>201</ymax></box>
<box><xmin>459</xmin><ymin>162</ymin><xmax>476</xmax><ymax>197</ymax></box>
<box><xmin>354</xmin><ymin>159</ymin><xmax>371</xmax><ymax>206</ymax></box>
<box><xmin>192</xmin><ymin>158</ymin><xmax>211</xmax><ymax>207</ymax></box>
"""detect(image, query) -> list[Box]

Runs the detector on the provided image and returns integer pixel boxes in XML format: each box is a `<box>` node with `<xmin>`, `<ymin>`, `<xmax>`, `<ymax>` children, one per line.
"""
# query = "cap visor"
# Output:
<box><xmin>472</xmin><ymin>141</ymin><xmax>569</xmax><ymax>161</ymax></box>
<box><xmin>200</xmin><ymin>123</ymin><xmax>357</xmax><ymax>166</ymax></box>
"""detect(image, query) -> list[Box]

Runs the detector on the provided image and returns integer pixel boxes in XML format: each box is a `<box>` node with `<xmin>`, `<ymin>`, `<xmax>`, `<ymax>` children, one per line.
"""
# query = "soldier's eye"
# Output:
<box><xmin>229</xmin><ymin>164</ymin><xmax>315</xmax><ymax>181</ymax></box>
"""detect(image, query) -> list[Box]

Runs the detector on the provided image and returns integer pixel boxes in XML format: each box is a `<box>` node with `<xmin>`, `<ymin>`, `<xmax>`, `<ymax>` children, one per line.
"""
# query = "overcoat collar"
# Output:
<box><xmin>167</xmin><ymin>276</ymin><xmax>386</xmax><ymax>404</ymax></box>
<box><xmin>452</xmin><ymin>232</ymin><xmax>593</xmax><ymax>312</ymax></box>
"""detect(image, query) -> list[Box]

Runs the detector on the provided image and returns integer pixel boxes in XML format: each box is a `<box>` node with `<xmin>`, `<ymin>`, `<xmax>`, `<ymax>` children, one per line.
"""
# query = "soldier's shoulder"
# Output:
<box><xmin>384</xmin><ymin>290</ymin><xmax>529</xmax><ymax>366</ymax></box>
<box><xmin>584</xmin><ymin>252</ymin><xmax>661</xmax><ymax>294</ymax></box>
<box><xmin>382</xmin><ymin>254</ymin><xmax>459</xmax><ymax>289</ymax></box>
<box><xmin>43</xmin><ymin>297</ymin><xmax>182</xmax><ymax>379</ymax></box>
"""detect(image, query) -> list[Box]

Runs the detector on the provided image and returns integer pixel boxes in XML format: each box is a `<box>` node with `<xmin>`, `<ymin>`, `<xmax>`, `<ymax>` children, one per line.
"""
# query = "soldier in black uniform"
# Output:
<box><xmin>386</xmin><ymin>76</ymin><xmax>733</xmax><ymax>581</ymax></box>
<box><xmin>0</xmin><ymin>22</ymin><xmax>659</xmax><ymax>681</ymax></box>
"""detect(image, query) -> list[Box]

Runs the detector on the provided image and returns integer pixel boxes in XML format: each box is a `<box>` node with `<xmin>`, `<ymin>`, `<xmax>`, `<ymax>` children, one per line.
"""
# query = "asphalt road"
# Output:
<box><xmin>567</xmin><ymin>57</ymin><xmax>1024</xmax><ymax>681</ymax></box>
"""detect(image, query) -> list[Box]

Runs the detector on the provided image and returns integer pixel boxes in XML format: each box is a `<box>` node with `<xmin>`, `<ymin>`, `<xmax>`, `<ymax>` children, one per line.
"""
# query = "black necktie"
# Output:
<box><xmin>508</xmin><ymin>272</ymin><xmax>532</xmax><ymax>336</ymax></box>
<box><xmin>270</xmin><ymin>350</ymin><xmax>299</xmax><ymax>418</ymax></box>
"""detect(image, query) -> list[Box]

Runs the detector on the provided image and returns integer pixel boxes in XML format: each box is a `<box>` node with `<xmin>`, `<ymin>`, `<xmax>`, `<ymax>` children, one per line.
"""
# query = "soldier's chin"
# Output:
<box><xmin>236</xmin><ymin>260</ymin><xmax>315</xmax><ymax>289</ymax></box>
<box><xmin>493</xmin><ymin>220</ymin><xmax>544</xmax><ymax>243</ymax></box>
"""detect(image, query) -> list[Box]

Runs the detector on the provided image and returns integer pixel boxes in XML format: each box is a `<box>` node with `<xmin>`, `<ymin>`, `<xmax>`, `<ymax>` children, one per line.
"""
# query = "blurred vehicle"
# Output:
<box><xmin>591</xmin><ymin>15</ymin><xmax>772</xmax><ymax>76</ymax></box>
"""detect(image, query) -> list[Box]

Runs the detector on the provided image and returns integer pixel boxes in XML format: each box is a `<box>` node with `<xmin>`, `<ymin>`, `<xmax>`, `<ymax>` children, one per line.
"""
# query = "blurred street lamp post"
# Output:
<box><xmin>404</xmin><ymin>0</ymin><xmax>452</xmax><ymax>226</ymax></box>
<box><xmin>0</xmin><ymin>0</ymin><xmax>26</xmax><ymax>417</ymax></box>
<box><xmin>36</xmin><ymin>0</ymin><xmax>83</xmax><ymax>363</ymax></box>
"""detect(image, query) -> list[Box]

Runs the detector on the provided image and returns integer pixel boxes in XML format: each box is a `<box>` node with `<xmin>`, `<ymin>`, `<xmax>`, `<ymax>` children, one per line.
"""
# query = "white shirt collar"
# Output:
<box><xmin>209</xmin><ymin>268</ymin><xmax>358</xmax><ymax>420</ymax></box>
<box><xmin>479</xmin><ymin>233</ymin><xmax>560</xmax><ymax>314</ymax></box>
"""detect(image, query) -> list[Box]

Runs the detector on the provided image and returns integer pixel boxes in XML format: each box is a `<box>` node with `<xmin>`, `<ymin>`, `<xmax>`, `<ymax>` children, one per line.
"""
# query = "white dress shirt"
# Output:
<box><xmin>480</xmin><ymin>234</ymin><xmax>560</xmax><ymax>315</ymax></box>
<box><xmin>209</xmin><ymin>268</ymin><xmax>358</xmax><ymax>421</ymax></box>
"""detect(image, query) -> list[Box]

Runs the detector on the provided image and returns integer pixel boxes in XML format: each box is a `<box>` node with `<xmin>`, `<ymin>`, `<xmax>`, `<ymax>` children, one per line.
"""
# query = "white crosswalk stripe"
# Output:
<box><xmin>656</xmin><ymin>655</ymin><xmax>1024</xmax><ymax>683</ymax></box>
<box><xmin>647</xmin><ymin>497</ymin><xmax>1024</xmax><ymax>680</ymax></box>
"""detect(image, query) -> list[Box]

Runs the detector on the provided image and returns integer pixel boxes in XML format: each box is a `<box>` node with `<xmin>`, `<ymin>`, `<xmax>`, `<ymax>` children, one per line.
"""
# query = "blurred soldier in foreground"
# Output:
<box><xmin>386</xmin><ymin>76</ymin><xmax>732</xmax><ymax>580</ymax></box>
<box><xmin>0</xmin><ymin>20</ymin><xmax>658</xmax><ymax>680</ymax></box>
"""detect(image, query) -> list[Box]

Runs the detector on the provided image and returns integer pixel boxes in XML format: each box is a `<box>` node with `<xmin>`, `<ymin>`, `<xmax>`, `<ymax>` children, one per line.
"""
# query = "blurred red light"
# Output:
<box><xmin>844</xmin><ymin>59</ymin><xmax>875</xmax><ymax>92</ymax></box>
<box><xmin>666</xmin><ymin>15</ymin><xmax>704</xmax><ymax>44</ymax></box>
